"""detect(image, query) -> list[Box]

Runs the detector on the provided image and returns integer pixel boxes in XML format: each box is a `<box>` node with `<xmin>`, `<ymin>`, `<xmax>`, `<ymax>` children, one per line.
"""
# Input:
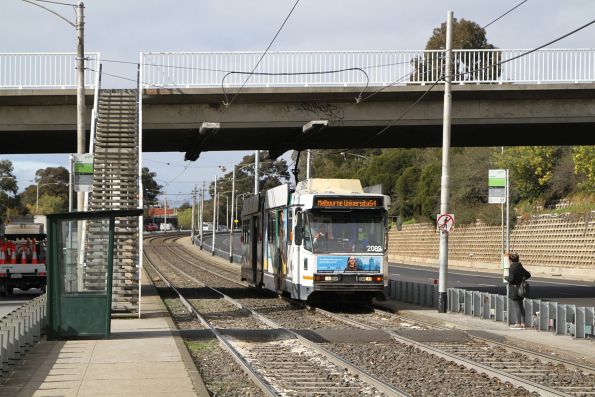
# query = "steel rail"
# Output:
<box><xmin>143</xmin><ymin>252</ymin><xmax>279</xmax><ymax>397</ymax></box>
<box><xmin>152</xmin><ymin>235</ymin><xmax>248</xmax><ymax>287</ymax></box>
<box><xmin>312</xmin><ymin>307</ymin><xmax>580</xmax><ymax>397</ymax></box>
<box><xmin>385</xmin><ymin>310</ymin><xmax>595</xmax><ymax>376</ymax></box>
<box><xmin>144</xmin><ymin>236</ymin><xmax>410</xmax><ymax>397</ymax></box>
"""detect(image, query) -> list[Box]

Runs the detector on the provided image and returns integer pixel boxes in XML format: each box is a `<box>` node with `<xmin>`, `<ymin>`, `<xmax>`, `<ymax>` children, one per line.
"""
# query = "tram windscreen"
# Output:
<box><xmin>304</xmin><ymin>210</ymin><xmax>385</xmax><ymax>254</ymax></box>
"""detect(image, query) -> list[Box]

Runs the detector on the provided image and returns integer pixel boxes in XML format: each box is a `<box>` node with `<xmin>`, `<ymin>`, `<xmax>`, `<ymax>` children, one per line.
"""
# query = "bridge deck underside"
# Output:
<box><xmin>0</xmin><ymin>84</ymin><xmax>594</xmax><ymax>155</ymax></box>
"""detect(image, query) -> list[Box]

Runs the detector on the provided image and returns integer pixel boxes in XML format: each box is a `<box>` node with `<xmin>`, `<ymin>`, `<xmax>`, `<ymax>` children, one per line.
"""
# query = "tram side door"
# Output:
<box><xmin>254</xmin><ymin>214</ymin><xmax>263</xmax><ymax>286</ymax></box>
<box><xmin>276</xmin><ymin>209</ymin><xmax>288</xmax><ymax>293</ymax></box>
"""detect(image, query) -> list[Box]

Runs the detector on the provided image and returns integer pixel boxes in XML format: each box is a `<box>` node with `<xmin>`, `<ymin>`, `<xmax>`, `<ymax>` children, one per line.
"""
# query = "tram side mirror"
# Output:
<box><xmin>294</xmin><ymin>210</ymin><xmax>303</xmax><ymax>246</ymax></box>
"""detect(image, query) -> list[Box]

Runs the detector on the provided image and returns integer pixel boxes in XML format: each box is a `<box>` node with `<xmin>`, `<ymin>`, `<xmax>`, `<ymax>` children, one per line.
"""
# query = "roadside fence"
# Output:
<box><xmin>0</xmin><ymin>294</ymin><xmax>46</xmax><ymax>378</ymax></box>
<box><xmin>387</xmin><ymin>280</ymin><xmax>595</xmax><ymax>340</ymax></box>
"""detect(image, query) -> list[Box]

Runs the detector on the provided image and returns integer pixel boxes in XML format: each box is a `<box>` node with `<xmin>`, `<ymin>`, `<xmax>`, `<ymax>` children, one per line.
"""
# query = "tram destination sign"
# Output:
<box><xmin>313</xmin><ymin>196</ymin><xmax>383</xmax><ymax>209</ymax></box>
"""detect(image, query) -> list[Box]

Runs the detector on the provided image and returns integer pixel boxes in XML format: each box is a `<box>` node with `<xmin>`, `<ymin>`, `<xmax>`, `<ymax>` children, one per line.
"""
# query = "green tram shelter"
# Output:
<box><xmin>46</xmin><ymin>209</ymin><xmax>143</xmax><ymax>340</ymax></box>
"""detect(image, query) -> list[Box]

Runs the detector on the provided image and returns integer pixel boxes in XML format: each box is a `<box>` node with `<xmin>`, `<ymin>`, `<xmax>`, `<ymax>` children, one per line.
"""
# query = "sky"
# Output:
<box><xmin>2</xmin><ymin>0</ymin><xmax>595</xmax><ymax>206</ymax></box>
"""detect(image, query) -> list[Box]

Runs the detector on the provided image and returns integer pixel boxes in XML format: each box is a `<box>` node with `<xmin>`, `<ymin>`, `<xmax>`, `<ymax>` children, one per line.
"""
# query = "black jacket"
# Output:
<box><xmin>506</xmin><ymin>261</ymin><xmax>531</xmax><ymax>300</ymax></box>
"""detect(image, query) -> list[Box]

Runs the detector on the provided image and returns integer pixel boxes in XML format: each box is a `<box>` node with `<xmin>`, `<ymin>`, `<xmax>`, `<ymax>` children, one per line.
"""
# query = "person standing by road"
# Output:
<box><xmin>505</xmin><ymin>253</ymin><xmax>531</xmax><ymax>329</ymax></box>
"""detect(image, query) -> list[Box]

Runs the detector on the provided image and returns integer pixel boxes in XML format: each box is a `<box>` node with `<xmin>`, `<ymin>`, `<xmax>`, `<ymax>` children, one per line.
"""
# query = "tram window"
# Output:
<box><xmin>267</xmin><ymin>212</ymin><xmax>275</xmax><ymax>243</ymax></box>
<box><xmin>305</xmin><ymin>210</ymin><xmax>384</xmax><ymax>254</ymax></box>
<box><xmin>242</xmin><ymin>220</ymin><xmax>250</xmax><ymax>244</ymax></box>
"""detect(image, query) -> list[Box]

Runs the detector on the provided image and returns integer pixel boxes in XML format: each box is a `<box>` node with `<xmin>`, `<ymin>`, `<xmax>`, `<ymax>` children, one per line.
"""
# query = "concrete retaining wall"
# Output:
<box><xmin>388</xmin><ymin>212</ymin><xmax>595</xmax><ymax>280</ymax></box>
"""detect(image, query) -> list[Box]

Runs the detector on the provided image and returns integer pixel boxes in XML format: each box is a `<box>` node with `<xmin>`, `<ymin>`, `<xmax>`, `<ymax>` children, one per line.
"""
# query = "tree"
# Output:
<box><xmin>19</xmin><ymin>166</ymin><xmax>69</xmax><ymax>214</ymax></box>
<box><xmin>142</xmin><ymin>167</ymin><xmax>162</xmax><ymax>207</ymax></box>
<box><xmin>178</xmin><ymin>201</ymin><xmax>192</xmax><ymax>211</ymax></box>
<box><xmin>413</xmin><ymin>18</ymin><xmax>500</xmax><ymax>82</ymax></box>
<box><xmin>573</xmin><ymin>146</ymin><xmax>595</xmax><ymax>192</ymax></box>
<box><xmin>177</xmin><ymin>208</ymin><xmax>192</xmax><ymax>229</ymax></box>
<box><xmin>499</xmin><ymin>146</ymin><xmax>560</xmax><ymax>202</ymax></box>
<box><xmin>211</xmin><ymin>152</ymin><xmax>290</xmax><ymax>198</ymax></box>
<box><xmin>26</xmin><ymin>195</ymin><xmax>66</xmax><ymax>215</ymax></box>
<box><xmin>0</xmin><ymin>160</ymin><xmax>18</xmax><ymax>219</ymax></box>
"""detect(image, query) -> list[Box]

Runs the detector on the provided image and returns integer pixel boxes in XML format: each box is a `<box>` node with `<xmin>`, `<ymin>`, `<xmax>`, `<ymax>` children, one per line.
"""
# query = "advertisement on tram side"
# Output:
<box><xmin>316</xmin><ymin>255</ymin><xmax>382</xmax><ymax>273</ymax></box>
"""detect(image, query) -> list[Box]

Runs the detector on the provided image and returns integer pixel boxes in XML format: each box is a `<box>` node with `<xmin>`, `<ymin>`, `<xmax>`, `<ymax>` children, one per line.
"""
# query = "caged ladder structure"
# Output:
<box><xmin>86</xmin><ymin>89</ymin><xmax>141</xmax><ymax>314</ymax></box>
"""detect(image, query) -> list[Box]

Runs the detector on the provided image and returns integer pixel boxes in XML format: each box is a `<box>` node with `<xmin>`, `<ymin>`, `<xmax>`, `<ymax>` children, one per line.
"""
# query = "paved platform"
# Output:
<box><xmin>375</xmin><ymin>299</ymin><xmax>595</xmax><ymax>367</ymax></box>
<box><xmin>0</xmin><ymin>270</ymin><xmax>209</xmax><ymax>397</ymax></box>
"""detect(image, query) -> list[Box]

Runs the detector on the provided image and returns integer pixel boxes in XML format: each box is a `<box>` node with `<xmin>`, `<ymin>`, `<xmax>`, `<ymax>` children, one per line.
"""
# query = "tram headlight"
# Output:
<box><xmin>314</xmin><ymin>275</ymin><xmax>339</xmax><ymax>282</ymax></box>
<box><xmin>358</xmin><ymin>276</ymin><xmax>383</xmax><ymax>282</ymax></box>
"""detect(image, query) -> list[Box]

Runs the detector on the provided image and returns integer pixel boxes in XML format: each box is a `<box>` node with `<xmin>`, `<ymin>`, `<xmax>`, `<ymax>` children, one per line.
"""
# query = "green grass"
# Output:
<box><xmin>185</xmin><ymin>339</ymin><xmax>217</xmax><ymax>353</ymax></box>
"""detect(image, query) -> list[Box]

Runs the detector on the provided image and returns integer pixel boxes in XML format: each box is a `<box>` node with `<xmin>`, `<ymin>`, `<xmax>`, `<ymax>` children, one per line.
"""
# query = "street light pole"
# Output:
<box><xmin>76</xmin><ymin>1</ymin><xmax>86</xmax><ymax>212</ymax></box>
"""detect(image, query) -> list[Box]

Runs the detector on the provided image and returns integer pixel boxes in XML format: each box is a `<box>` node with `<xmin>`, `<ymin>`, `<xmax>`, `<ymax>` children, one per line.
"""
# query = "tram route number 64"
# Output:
<box><xmin>366</xmin><ymin>245</ymin><xmax>383</xmax><ymax>252</ymax></box>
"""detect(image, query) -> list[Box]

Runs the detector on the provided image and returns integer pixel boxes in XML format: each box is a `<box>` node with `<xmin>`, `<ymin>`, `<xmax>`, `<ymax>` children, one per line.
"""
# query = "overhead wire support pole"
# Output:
<box><xmin>230</xmin><ymin>167</ymin><xmax>235</xmax><ymax>263</ymax></box>
<box><xmin>191</xmin><ymin>185</ymin><xmax>196</xmax><ymax>242</ymax></box>
<box><xmin>200</xmin><ymin>181</ymin><xmax>204</xmax><ymax>249</ymax></box>
<box><xmin>76</xmin><ymin>1</ymin><xmax>85</xmax><ymax>212</ymax></box>
<box><xmin>306</xmin><ymin>149</ymin><xmax>311</xmax><ymax>179</ymax></box>
<box><xmin>212</xmin><ymin>176</ymin><xmax>217</xmax><ymax>256</ymax></box>
<box><xmin>438</xmin><ymin>10</ymin><xmax>453</xmax><ymax>314</ymax></box>
<box><xmin>254</xmin><ymin>150</ymin><xmax>259</xmax><ymax>195</ymax></box>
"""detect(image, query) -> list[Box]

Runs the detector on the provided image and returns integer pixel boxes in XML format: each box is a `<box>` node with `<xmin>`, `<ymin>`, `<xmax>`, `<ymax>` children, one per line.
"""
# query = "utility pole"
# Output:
<box><xmin>164</xmin><ymin>193</ymin><xmax>168</xmax><ymax>226</ymax></box>
<box><xmin>306</xmin><ymin>149</ymin><xmax>311</xmax><ymax>179</ymax></box>
<box><xmin>229</xmin><ymin>167</ymin><xmax>235</xmax><ymax>263</ymax></box>
<box><xmin>254</xmin><ymin>150</ymin><xmax>259</xmax><ymax>195</ymax></box>
<box><xmin>437</xmin><ymin>10</ymin><xmax>453</xmax><ymax>314</ymax></box>
<box><xmin>212</xmin><ymin>177</ymin><xmax>217</xmax><ymax>255</ymax></box>
<box><xmin>191</xmin><ymin>185</ymin><xmax>196</xmax><ymax>241</ymax></box>
<box><xmin>199</xmin><ymin>181</ymin><xmax>205</xmax><ymax>249</ymax></box>
<box><xmin>76</xmin><ymin>1</ymin><xmax>85</xmax><ymax>212</ymax></box>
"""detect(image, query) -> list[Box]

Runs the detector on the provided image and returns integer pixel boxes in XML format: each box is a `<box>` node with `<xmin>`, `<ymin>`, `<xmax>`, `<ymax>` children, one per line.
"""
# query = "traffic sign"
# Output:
<box><xmin>436</xmin><ymin>213</ymin><xmax>455</xmax><ymax>232</ymax></box>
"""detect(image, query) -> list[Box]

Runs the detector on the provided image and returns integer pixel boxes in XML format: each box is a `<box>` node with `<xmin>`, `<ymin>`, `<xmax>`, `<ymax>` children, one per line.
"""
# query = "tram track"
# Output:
<box><xmin>144</xmin><ymin>235</ymin><xmax>541</xmax><ymax>396</ymax></box>
<box><xmin>144</xmin><ymin>235</ymin><xmax>405</xmax><ymax>397</ymax></box>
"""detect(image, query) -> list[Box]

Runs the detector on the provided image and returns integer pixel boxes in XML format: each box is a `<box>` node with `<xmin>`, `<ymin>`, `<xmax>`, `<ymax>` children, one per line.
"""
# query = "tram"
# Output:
<box><xmin>241</xmin><ymin>178</ymin><xmax>389</xmax><ymax>303</ymax></box>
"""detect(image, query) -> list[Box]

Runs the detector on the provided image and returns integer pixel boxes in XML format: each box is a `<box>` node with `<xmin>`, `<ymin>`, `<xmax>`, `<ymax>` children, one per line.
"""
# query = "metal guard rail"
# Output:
<box><xmin>0</xmin><ymin>294</ymin><xmax>47</xmax><ymax>378</ymax></box>
<box><xmin>0</xmin><ymin>52</ymin><xmax>100</xmax><ymax>89</ymax></box>
<box><xmin>388</xmin><ymin>280</ymin><xmax>595</xmax><ymax>340</ymax></box>
<box><xmin>141</xmin><ymin>49</ymin><xmax>595</xmax><ymax>88</ymax></box>
<box><xmin>193</xmin><ymin>236</ymin><xmax>242</xmax><ymax>264</ymax></box>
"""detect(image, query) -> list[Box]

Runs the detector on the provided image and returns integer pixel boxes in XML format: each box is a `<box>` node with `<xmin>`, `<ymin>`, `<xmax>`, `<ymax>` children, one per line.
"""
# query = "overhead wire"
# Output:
<box><xmin>23</xmin><ymin>0</ymin><xmax>74</xmax><ymax>6</ymax></box>
<box><xmin>224</xmin><ymin>0</ymin><xmax>300</xmax><ymax>108</ymax></box>
<box><xmin>451</xmin><ymin>17</ymin><xmax>595</xmax><ymax>81</ymax></box>
<box><xmin>338</xmin><ymin>16</ymin><xmax>595</xmax><ymax>156</ymax></box>
<box><xmin>482</xmin><ymin>0</ymin><xmax>528</xmax><ymax>29</ymax></box>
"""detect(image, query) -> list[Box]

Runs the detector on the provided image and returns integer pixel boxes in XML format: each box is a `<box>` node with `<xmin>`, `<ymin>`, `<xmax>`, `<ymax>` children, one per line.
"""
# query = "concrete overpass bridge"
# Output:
<box><xmin>1</xmin><ymin>49</ymin><xmax>594</xmax><ymax>157</ymax></box>
<box><xmin>2</xmin><ymin>49</ymin><xmax>593</xmax><ymax>314</ymax></box>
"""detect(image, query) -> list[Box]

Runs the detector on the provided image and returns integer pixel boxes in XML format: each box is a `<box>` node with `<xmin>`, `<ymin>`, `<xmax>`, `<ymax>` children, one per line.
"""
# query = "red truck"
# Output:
<box><xmin>0</xmin><ymin>223</ymin><xmax>47</xmax><ymax>296</ymax></box>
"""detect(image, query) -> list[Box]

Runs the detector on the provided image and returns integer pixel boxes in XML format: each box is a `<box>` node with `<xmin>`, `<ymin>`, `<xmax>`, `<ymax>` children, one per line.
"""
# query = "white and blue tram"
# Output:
<box><xmin>241</xmin><ymin>179</ymin><xmax>389</xmax><ymax>303</ymax></box>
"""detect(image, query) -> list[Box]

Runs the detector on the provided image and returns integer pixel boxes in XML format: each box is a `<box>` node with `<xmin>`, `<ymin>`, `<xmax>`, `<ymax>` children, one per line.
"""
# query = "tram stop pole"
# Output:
<box><xmin>438</xmin><ymin>10</ymin><xmax>453</xmax><ymax>313</ymax></box>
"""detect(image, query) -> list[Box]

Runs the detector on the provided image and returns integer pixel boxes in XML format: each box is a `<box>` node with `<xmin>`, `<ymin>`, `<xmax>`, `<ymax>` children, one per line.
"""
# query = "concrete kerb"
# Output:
<box><xmin>140</xmin><ymin>268</ymin><xmax>210</xmax><ymax>397</ymax></box>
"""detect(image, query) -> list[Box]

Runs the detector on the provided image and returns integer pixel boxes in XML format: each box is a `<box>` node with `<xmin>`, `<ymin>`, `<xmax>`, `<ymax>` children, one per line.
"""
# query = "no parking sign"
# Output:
<box><xmin>437</xmin><ymin>213</ymin><xmax>455</xmax><ymax>232</ymax></box>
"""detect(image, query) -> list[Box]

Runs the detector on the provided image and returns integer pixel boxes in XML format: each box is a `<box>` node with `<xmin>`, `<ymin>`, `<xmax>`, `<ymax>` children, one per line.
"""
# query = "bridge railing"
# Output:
<box><xmin>0</xmin><ymin>52</ymin><xmax>100</xmax><ymax>89</ymax></box>
<box><xmin>140</xmin><ymin>49</ymin><xmax>595</xmax><ymax>88</ymax></box>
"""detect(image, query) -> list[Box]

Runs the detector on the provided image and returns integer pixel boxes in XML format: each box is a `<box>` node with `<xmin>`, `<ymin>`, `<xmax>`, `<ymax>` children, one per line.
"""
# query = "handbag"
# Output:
<box><xmin>518</xmin><ymin>279</ymin><xmax>530</xmax><ymax>298</ymax></box>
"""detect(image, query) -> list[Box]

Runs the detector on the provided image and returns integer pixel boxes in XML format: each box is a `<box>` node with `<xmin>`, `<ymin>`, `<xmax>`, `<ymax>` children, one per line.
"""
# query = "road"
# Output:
<box><xmin>199</xmin><ymin>233</ymin><xmax>595</xmax><ymax>307</ymax></box>
<box><xmin>0</xmin><ymin>288</ymin><xmax>42</xmax><ymax>318</ymax></box>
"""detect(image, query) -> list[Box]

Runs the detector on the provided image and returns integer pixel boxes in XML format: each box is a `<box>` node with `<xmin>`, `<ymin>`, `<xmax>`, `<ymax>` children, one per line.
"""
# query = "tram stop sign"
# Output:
<box><xmin>437</xmin><ymin>213</ymin><xmax>455</xmax><ymax>232</ymax></box>
<box><xmin>488</xmin><ymin>169</ymin><xmax>507</xmax><ymax>204</ymax></box>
